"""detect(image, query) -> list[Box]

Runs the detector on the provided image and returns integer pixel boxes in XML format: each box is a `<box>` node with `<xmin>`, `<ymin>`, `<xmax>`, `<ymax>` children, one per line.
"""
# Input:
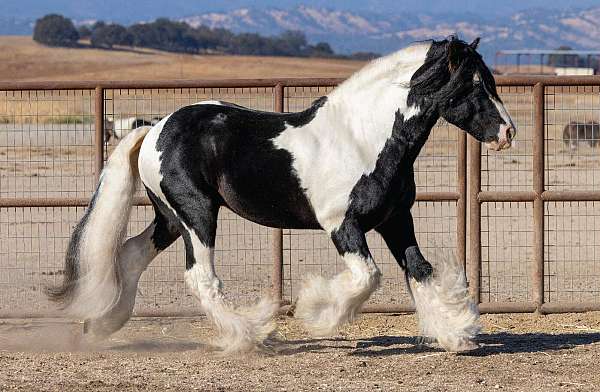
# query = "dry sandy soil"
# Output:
<box><xmin>1</xmin><ymin>312</ymin><xmax>600</xmax><ymax>391</ymax></box>
<box><xmin>0</xmin><ymin>36</ymin><xmax>364</xmax><ymax>82</ymax></box>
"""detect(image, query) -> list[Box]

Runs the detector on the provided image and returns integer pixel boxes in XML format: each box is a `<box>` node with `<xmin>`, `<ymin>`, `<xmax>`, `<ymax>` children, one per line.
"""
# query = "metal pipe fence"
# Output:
<box><xmin>1</xmin><ymin>76</ymin><xmax>600</xmax><ymax>318</ymax></box>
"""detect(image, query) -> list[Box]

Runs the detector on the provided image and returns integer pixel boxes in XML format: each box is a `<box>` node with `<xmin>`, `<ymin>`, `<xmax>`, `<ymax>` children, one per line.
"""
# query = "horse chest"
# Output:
<box><xmin>273</xmin><ymin>118</ymin><xmax>393</xmax><ymax>233</ymax></box>
<box><xmin>345</xmin><ymin>166</ymin><xmax>417</xmax><ymax>231</ymax></box>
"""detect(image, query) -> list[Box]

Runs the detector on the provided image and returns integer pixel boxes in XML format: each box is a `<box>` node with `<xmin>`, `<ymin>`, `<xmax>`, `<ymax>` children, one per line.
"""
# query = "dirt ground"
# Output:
<box><xmin>1</xmin><ymin>312</ymin><xmax>600</xmax><ymax>391</ymax></box>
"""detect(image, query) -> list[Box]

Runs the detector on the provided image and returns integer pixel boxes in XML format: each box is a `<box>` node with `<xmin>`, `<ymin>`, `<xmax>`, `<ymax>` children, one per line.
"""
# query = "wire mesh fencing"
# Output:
<box><xmin>1</xmin><ymin>77</ymin><xmax>600</xmax><ymax>318</ymax></box>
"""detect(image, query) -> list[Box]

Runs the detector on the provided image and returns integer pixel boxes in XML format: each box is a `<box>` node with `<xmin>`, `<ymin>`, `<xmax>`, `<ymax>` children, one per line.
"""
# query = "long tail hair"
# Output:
<box><xmin>47</xmin><ymin>126</ymin><xmax>151</xmax><ymax>320</ymax></box>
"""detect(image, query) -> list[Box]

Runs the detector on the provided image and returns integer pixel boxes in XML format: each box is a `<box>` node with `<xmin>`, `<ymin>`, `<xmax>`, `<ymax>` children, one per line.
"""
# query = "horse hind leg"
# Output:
<box><xmin>84</xmin><ymin>206</ymin><xmax>180</xmax><ymax>339</ymax></box>
<box><xmin>172</xmin><ymin>193</ymin><xmax>278</xmax><ymax>353</ymax></box>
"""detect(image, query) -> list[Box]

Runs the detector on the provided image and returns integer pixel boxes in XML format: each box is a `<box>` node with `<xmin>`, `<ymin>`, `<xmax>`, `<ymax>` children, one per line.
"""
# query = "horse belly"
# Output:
<box><xmin>214</xmin><ymin>146</ymin><xmax>321</xmax><ymax>230</ymax></box>
<box><xmin>220</xmin><ymin>184</ymin><xmax>322</xmax><ymax>230</ymax></box>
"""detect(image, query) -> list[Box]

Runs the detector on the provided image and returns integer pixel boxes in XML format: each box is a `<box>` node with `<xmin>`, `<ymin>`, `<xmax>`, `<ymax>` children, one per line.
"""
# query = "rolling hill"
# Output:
<box><xmin>0</xmin><ymin>36</ymin><xmax>364</xmax><ymax>82</ymax></box>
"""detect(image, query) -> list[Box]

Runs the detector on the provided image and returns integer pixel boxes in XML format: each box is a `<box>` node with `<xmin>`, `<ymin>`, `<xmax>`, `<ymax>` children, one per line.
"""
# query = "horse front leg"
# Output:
<box><xmin>376</xmin><ymin>209</ymin><xmax>480</xmax><ymax>352</ymax></box>
<box><xmin>295</xmin><ymin>220</ymin><xmax>381</xmax><ymax>336</ymax></box>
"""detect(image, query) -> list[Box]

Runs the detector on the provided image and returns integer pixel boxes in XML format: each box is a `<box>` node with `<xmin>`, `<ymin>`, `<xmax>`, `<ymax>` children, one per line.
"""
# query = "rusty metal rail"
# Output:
<box><xmin>2</xmin><ymin>75</ymin><xmax>600</xmax><ymax>318</ymax></box>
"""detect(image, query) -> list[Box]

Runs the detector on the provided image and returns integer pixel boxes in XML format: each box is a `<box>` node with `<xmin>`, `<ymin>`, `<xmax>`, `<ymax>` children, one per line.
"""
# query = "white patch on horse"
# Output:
<box><xmin>478</xmin><ymin>72</ymin><xmax>516</xmax><ymax>148</ymax></box>
<box><xmin>272</xmin><ymin>42</ymin><xmax>431</xmax><ymax>232</ymax></box>
<box><xmin>193</xmin><ymin>100</ymin><xmax>224</xmax><ymax>106</ymax></box>
<box><xmin>182</xmin><ymin>223</ymin><xmax>277</xmax><ymax>353</ymax></box>
<box><xmin>139</xmin><ymin>114</ymin><xmax>173</xmax><ymax>205</ymax></box>
<box><xmin>404</xmin><ymin>105</ymin><xmax>421</xmax><ymax>121</ymax></box>
<box><xmin>491</xmin><ymin>97</ymin><xmax>514</xmax><ymax>131</ymax></box>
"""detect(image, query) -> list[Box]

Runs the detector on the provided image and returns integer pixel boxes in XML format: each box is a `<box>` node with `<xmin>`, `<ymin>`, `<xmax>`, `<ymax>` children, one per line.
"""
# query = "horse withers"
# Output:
<box><xmin>49</xmin><ymin>36</ymin><xmax>515</xmax><ymax>353</ymax></box>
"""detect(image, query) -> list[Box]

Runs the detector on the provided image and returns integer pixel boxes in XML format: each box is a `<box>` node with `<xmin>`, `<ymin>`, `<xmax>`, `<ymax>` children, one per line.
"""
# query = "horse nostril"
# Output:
<box><xmin>506</xmin><ymin>127</ymin><xmax>513</xmax><ymax>141</ymax></box>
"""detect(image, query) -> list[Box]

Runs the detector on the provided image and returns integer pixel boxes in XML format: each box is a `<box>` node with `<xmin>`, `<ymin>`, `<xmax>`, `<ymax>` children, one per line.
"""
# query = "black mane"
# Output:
<box><xmin>407</xmin><ymin>36</ymin><xmax>499</xmax><ymax>107</ymax></box>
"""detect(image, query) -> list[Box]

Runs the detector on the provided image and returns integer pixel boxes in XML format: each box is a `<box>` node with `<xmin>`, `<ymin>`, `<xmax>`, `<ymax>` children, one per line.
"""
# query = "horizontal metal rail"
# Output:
<box><xmin>0</xmin><ymin>192</ymin><xmax>463</xmax><ymax>208</ymax></box>
<box><xmin>477</xmin><ymin>191</ymin><xmax>600</xmax><ymax>203</ymax></box>
<box><xmin>0</xmin><ymin>78</ymin><xmax>344</xmax><ymax>91</ymax></box>
<box><xmin>4</xmin><ymin>74</ymin><xmax>600</xmax><ymax>92</ymax></box>
<box><xmin>5</xmin><ymin>301</ymin><xmax>600</xmax><ymax>319</ymax></box>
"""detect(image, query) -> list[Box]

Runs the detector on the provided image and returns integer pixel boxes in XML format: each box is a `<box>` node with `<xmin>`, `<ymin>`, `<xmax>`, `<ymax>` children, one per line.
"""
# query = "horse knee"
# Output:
<box><xmin>405</xmin><ymin>246</ymin><xmax>433</xmax><ymax>282</ymax></box>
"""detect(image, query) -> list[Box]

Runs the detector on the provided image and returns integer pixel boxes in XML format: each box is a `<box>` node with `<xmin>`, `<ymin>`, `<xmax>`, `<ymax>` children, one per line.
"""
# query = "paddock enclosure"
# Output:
<box><xmin>1</xmin><ymin>76</ymin><xmax>600</xmax><ymax>319</ymax></box>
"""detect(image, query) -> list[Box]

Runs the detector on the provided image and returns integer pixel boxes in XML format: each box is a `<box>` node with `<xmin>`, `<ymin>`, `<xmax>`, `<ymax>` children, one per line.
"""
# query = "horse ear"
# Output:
<box><xmin>446</xmin><ymin>39</ymin><xmax>463</xmax><ymax>73</ymax></box>
<box><xmin>470</xmin><ymin>37</ymin><xmax>480</xmax><ymax>50</ymax></box>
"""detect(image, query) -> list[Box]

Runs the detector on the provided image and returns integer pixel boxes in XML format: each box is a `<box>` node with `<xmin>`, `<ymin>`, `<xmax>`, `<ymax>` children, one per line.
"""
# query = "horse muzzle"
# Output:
<box><xmin>485</xmin><ymin>123</ymin><xmax>515</xmax><ymax>151</ymax></box>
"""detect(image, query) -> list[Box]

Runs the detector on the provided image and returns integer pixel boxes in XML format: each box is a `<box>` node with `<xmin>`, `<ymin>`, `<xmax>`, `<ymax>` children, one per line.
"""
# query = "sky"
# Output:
<box><xmin>4</xmin><ymin>0</ymin><xmax>600</xmax><ymax>22</ymax></box>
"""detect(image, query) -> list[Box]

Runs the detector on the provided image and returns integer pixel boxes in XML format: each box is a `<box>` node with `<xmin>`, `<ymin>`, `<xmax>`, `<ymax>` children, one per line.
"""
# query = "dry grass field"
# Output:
<box><xmin>0</xmin><ymin>36</ymin><xmax>364</xmax><ymax>82</ymax></box>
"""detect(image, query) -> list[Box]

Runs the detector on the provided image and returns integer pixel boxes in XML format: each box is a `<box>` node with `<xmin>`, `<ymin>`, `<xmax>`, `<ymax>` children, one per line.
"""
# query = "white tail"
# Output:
<box><xmin>47</xmin><ymin>126</ymin><xmax>151</xmax><ymax>320</ymax></box>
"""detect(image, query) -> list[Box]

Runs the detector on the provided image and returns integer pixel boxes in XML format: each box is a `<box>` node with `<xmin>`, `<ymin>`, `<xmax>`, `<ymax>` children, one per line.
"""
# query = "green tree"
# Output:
<box><xmin>33</xmin><ymin>14</ymin><xmax>79</xmax><ymax>47</ymax></box>
<box><xmin>307</xmin><ymin>42</ymin><xmax>334</xmax><ymax>58</ymax></box>
<box><xmin>91</xmin><ymin>24</ymin><xmax>132</xmax><ymax>48</ymax></box>
<box><xmin>128</xmin><ymin>23</ymin><xmax>159</xmax><ymax>47</ymax></box>
<box><xmin>275</xmin><ymin>30</ymin><xmax>308</xmax><ymax>56</ymax></box>
<box><xmin>78</xmin><ymin>25</ymin><xmax>92</xmax><ymax>40</ymax></box>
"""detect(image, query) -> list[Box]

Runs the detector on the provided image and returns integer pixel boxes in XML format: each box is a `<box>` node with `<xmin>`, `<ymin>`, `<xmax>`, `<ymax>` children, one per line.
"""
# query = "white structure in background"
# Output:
<box><xmin>105</xmin><ymin>116</ymin><xmax>162</xmax><ymax>142</ymax></box>
<box><xmin>495</xmin><ymin>49</ymin><xmax>600</xmax><ymax>75</ymax></box>
<box><xmin>555</xmin><ymin>67</ymin><xmax>595</xmax><ymax>76</ymax></box>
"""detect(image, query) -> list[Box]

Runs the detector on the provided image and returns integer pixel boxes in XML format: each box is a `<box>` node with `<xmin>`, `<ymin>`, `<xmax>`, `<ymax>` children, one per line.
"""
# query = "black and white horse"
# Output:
<box><xmin>49</xmin><ymin>36</ymin><xmax>515</xmax><ymax>353</ymax></box>
<box><xmin>104</xmin><ymin>116</ymin><xmax>162</xmax><ymax>143</ymax></box>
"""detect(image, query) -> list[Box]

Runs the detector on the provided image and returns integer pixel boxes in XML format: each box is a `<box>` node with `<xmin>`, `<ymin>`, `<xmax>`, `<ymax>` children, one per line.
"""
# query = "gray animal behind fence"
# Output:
<box><xmin>563</xmin><ymin>121</ymin><xmax>600</xmax><ymax>149</ymax></box>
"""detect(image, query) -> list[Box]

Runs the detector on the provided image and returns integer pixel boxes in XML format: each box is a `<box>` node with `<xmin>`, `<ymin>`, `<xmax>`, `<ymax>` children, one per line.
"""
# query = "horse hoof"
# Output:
<box><xmin>453</xmin><ymin>339</ymin><xmax>479</xmax><ymax>352</ymax></box>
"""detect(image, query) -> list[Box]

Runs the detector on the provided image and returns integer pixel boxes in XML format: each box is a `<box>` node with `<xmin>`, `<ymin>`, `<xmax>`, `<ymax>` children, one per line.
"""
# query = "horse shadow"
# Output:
<box><xmin>345</xmin><ymin>332</ymin><xmax>600</xmax><ymax>357</ymax></box>
<box><xmin>106</xmin><ymin>338</ymin><xmax>207</xmax><ymax>353</ymax></box>
<box><xmin>268</xmin><ymin>332</ymin><xmax>600</xmax><ymax>357</ymax></box>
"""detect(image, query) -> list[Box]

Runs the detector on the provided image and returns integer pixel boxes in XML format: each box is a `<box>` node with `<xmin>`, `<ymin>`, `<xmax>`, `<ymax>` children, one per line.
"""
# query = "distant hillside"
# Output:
<box><xmin>178</xmin><ymin>6</ymin><xmax>600</xmax><ymax>59</ymax></box>
<box><xmin>7</xmin><ymin>5</ymin><xmax>600</xmax><ymax>59</ymax></box>
<box><xmin>3</xmin><ymin>0</ymin><xmax>599</xmax><ymax>23</ymax></box>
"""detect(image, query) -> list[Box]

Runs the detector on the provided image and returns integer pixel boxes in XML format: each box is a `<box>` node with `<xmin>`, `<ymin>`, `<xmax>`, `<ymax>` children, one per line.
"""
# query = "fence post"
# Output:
<box><xmin>94</xmin><ymin>86</ymin><xmax>105</xmax><ymax>182</ymax></box>
<box><xmin>533</xmin><ymin>82</ymin><xmax>545</xmax><ymax>311</ymax></box>
<box><xmin>468</xmin><ymin>136</ymin><xmax>482</xmax><ymax>304</ymax></box>
<box><xmin>272</xmin><ymin>83</ymin><xmax>285</xmax><ymax>303</ymax></box>
<box><xmin>457</xmin><ymin>132</ymin><xmax>467</xmax><ymax>270</ymax></box>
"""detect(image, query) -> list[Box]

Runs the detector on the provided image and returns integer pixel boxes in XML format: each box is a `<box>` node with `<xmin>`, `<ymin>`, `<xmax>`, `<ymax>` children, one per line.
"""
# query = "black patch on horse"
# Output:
<box><xmin>154</xmin><ymin>98</ymin><xmax>327</xmax><ymax>232</ymax></box>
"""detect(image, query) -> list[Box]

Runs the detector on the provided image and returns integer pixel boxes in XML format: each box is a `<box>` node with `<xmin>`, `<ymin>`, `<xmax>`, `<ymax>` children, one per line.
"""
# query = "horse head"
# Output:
<box><xmin>408</xmin><ymin>36</ymin><xmax>516</xmax><ymax>151</ymax></box>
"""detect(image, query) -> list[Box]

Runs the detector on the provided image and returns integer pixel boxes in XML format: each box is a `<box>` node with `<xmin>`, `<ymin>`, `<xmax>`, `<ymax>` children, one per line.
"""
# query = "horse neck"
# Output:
<box><xmin>325</xmin><ymin>43</ymin><xmax>433</xmax><ymax>145</ymax></box>
<box><xmin>397</xmin><ymin>109</ymin><xmax>440</xmax><ymax>166</ymax></box>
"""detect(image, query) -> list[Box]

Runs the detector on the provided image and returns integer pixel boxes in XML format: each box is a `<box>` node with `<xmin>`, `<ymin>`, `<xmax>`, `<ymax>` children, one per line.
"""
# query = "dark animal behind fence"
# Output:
<box><xmin>563</xmin><ymin>121</ymin><xmax>600</xmax><ymax>149</ymax></box>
